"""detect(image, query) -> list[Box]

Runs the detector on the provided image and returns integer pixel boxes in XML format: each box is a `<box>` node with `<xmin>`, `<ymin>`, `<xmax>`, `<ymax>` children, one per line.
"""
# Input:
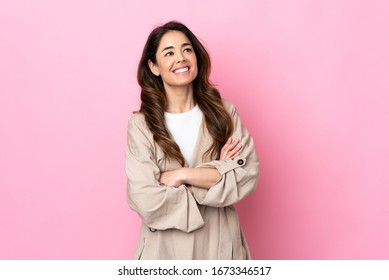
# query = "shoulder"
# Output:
<box><xmin>127</xmin><ymin>112</ymin><xmax>152</xmax><ymax>137</ymax></box>
<box><xmin>221</xmin><ymin>98</ymin><xmax>238</xmax><ymax>116</ymax></box>
<box><xmin>128</xmin><ymin>112</ymin><xmax>147</xmax><ymax>128</ymax></box>
<box><xmin>127</xmin><ymin>112</ymin><xmax>156</xmax><ymax>149</ymax></box>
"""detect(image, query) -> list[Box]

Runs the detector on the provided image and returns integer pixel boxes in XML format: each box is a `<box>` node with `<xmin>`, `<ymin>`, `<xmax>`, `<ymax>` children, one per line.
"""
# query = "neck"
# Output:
<box><xmin>165</xmin><ymin>84</ymin><xmax>195</xmax><ymax>113</ymax></box>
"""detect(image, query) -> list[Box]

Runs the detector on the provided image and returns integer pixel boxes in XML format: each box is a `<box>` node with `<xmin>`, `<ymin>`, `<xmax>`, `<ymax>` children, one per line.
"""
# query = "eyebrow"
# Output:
<box><xmin>161</xmin><ymin>43</ymin><xmax>192</xmax><ymax>53</ymax></box>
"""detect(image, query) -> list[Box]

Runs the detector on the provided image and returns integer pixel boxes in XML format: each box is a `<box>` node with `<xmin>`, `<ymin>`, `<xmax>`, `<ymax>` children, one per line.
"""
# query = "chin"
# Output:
<box><xmin>171</xmin><ymin>77</ymin><xmax>197</xmax><ymax>87</ymax></box>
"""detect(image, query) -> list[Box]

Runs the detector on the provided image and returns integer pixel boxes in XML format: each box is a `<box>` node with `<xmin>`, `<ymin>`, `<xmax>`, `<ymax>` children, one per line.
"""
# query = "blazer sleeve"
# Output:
<box><xmin>191</xmin><ymin>101</ymin><xmax>259</xmax><ymax>207</ymax></box>
<box><xmin>126</xmin><ymin>114</ymin><xmax>204</xmax><ymax>232</ymax></box>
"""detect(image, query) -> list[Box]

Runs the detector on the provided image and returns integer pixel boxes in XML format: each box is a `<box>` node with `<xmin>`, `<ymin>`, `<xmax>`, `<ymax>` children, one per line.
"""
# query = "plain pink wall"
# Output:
<box><xmin>1</xmin><ymin>0</ymin><xmax>388</xmax><ymax>259</ymax></box>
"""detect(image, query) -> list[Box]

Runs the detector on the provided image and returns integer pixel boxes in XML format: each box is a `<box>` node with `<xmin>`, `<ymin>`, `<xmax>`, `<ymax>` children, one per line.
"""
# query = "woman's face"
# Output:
<box><xmin>148</xmin><ymin>31</ymin><xmax>198</xmax><ymax>91</ymax></box>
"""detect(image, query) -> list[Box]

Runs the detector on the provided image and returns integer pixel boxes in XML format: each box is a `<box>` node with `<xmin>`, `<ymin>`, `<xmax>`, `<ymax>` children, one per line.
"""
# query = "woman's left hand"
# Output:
<box><xmin>219</xmin><ymin>138</ymin><xmax>242</xmax><ymax>160</ymax></box>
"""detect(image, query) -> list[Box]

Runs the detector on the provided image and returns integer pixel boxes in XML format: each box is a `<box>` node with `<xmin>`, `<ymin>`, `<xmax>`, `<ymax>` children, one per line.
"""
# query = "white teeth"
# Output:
<box><xmin>174</xmin><ymin>67</ymin><xmax>189</xmax><ymax>73</ymax></box>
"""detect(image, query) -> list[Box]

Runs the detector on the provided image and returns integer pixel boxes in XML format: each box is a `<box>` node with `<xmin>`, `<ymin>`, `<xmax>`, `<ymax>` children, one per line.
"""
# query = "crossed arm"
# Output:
<box><xmin>159</xmin><ymin>138</ymin><xmax>242</xmax><ymax>189</ymax></box>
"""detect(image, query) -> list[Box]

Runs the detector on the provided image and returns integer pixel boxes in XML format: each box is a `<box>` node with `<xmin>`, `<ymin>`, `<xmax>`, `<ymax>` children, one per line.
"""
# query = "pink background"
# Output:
<box><xmin>1</xmin><ymin>0</ymin><xmax>388</xmax><ymax>259</ymax></box>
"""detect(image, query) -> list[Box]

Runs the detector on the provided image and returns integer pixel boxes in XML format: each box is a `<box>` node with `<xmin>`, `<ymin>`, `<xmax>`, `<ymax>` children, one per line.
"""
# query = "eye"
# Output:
<box><xmin>183</xmin><ymin>48</ymin><xmax>193</xmax><ymax>53</ymax></box>
<box><xmin>164</xmin><ymin>51</ymin><xmax>174</xmax><ymax>57</ymax></box>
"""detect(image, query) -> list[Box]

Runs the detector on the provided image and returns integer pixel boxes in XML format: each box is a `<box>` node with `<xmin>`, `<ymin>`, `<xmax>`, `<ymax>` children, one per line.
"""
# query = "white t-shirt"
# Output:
<box><xmin>164</xmin><ymin>105</ymin><xmax>203</xmax><ymax>165</ymax></box>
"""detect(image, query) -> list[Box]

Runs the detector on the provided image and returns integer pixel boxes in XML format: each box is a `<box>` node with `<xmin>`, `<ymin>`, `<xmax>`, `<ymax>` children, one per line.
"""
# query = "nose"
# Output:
<box><xmin>176</xmin><ymin>51</ymin><xmax>186</xmax><ymax>63</ymax></box>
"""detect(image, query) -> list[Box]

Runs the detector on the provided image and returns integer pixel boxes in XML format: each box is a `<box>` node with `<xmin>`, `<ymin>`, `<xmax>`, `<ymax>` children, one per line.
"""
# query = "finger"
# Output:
<box><xmin>220</xmin><ymin>139</ymin><xmax>241</xmax><ymax>160</ymax></box>
<box><xmin>220</xmin><ymin>140</ymin><xmax>232</xmax><ymax>159</ymax></box>
<box><xmin>226</xmin><ymin>141</ymin><xmax>241</xmax><ymax>154</ymax></box>
<box><xmin>225</xmin><ymin>143</ymin><xmax>242</xmax><ymax>157</ymax></box>
<box><xmin>223</xmin><ymin>139</ymin><xmax>239</xmax><ymax>153</ymax></box>
<box><xmin>233</xmin><ymin>143</ymin><xmax>242</xmax><ymax>152</ymax></box>
<box><xmin>222</xmin><ymin>137</ymin><xmax>232</xmax><ymax>148</ymax></box>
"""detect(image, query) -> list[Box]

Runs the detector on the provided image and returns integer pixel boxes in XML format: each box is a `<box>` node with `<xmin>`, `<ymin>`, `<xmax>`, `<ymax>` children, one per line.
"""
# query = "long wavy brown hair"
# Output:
<box><xmin>137</xmin><ymin>21</ymin><xmax>233</xmax><ymax>166</ymax></box>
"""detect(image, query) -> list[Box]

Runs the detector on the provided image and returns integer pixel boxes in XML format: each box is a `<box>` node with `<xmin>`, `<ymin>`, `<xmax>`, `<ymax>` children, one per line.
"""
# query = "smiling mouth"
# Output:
<box><xmin>173</xmin><ymin>67</ymin><xmax>189</xmax><ymax>74</ymax></box>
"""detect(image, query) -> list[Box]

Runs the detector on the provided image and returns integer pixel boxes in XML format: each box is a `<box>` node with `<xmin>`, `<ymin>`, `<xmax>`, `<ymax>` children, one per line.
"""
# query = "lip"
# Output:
<box><xmin>172</xmin><ymin>66</ymin><xmax>190</xmax><ymax>74</ymax></box>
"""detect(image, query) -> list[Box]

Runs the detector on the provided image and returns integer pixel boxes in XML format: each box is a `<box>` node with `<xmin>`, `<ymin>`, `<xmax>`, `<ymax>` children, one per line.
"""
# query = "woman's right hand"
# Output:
<box><xmin>219</xmin><ymin>138</ymin><xmax>242</xmax><ymax>160</ymax></box>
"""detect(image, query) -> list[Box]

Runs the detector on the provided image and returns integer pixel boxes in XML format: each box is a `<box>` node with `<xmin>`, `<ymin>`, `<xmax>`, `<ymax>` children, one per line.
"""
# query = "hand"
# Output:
<box><xmin>159</xmin><ymin>168</ymin><xmax>185</xmax><ymax>188</ymax></box>
<box><xmin>219</xmin><ymin>138</ymin><xmax>242</xmax><ymax>160</ymax></box>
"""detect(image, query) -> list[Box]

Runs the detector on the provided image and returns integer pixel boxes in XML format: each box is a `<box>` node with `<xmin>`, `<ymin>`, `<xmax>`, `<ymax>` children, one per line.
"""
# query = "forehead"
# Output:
<box><xmin>158</xmin><ymin>31</ymin><xmax>191</xmax><ymax>50</ymax></box>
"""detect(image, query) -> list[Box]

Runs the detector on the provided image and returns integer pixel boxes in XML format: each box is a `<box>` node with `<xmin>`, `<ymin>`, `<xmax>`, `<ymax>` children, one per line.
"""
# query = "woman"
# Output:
<box><xmin>126</xmin><ymin>21</ymin><xmax>259</xmax><ymax>259</ymax></box>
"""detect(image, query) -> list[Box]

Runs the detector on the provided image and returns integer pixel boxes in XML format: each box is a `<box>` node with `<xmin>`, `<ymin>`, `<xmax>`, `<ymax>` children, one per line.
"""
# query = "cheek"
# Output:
<box><xmin>161</xmin><ymin>60</ymin><xmax>174</xmax><ymax>73</ymax></box>
<box><xmin>156</xmin><ymin>56</ymin><xmax>172</xmax><ymax>71</ymax></box>
<box><xmin>192</xmin><ymin>56</ymin><xmax>198</xmax><ymax>70</ymax></box>
<box><xmin>192</xmin><ymin>58</ymin><xmax>198</xmax><ymax>74</ymax></box>
<box><xmin>193</xmin><ymin>67</ymin><xmax>199</xmax><ymax>79</ymax></box>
